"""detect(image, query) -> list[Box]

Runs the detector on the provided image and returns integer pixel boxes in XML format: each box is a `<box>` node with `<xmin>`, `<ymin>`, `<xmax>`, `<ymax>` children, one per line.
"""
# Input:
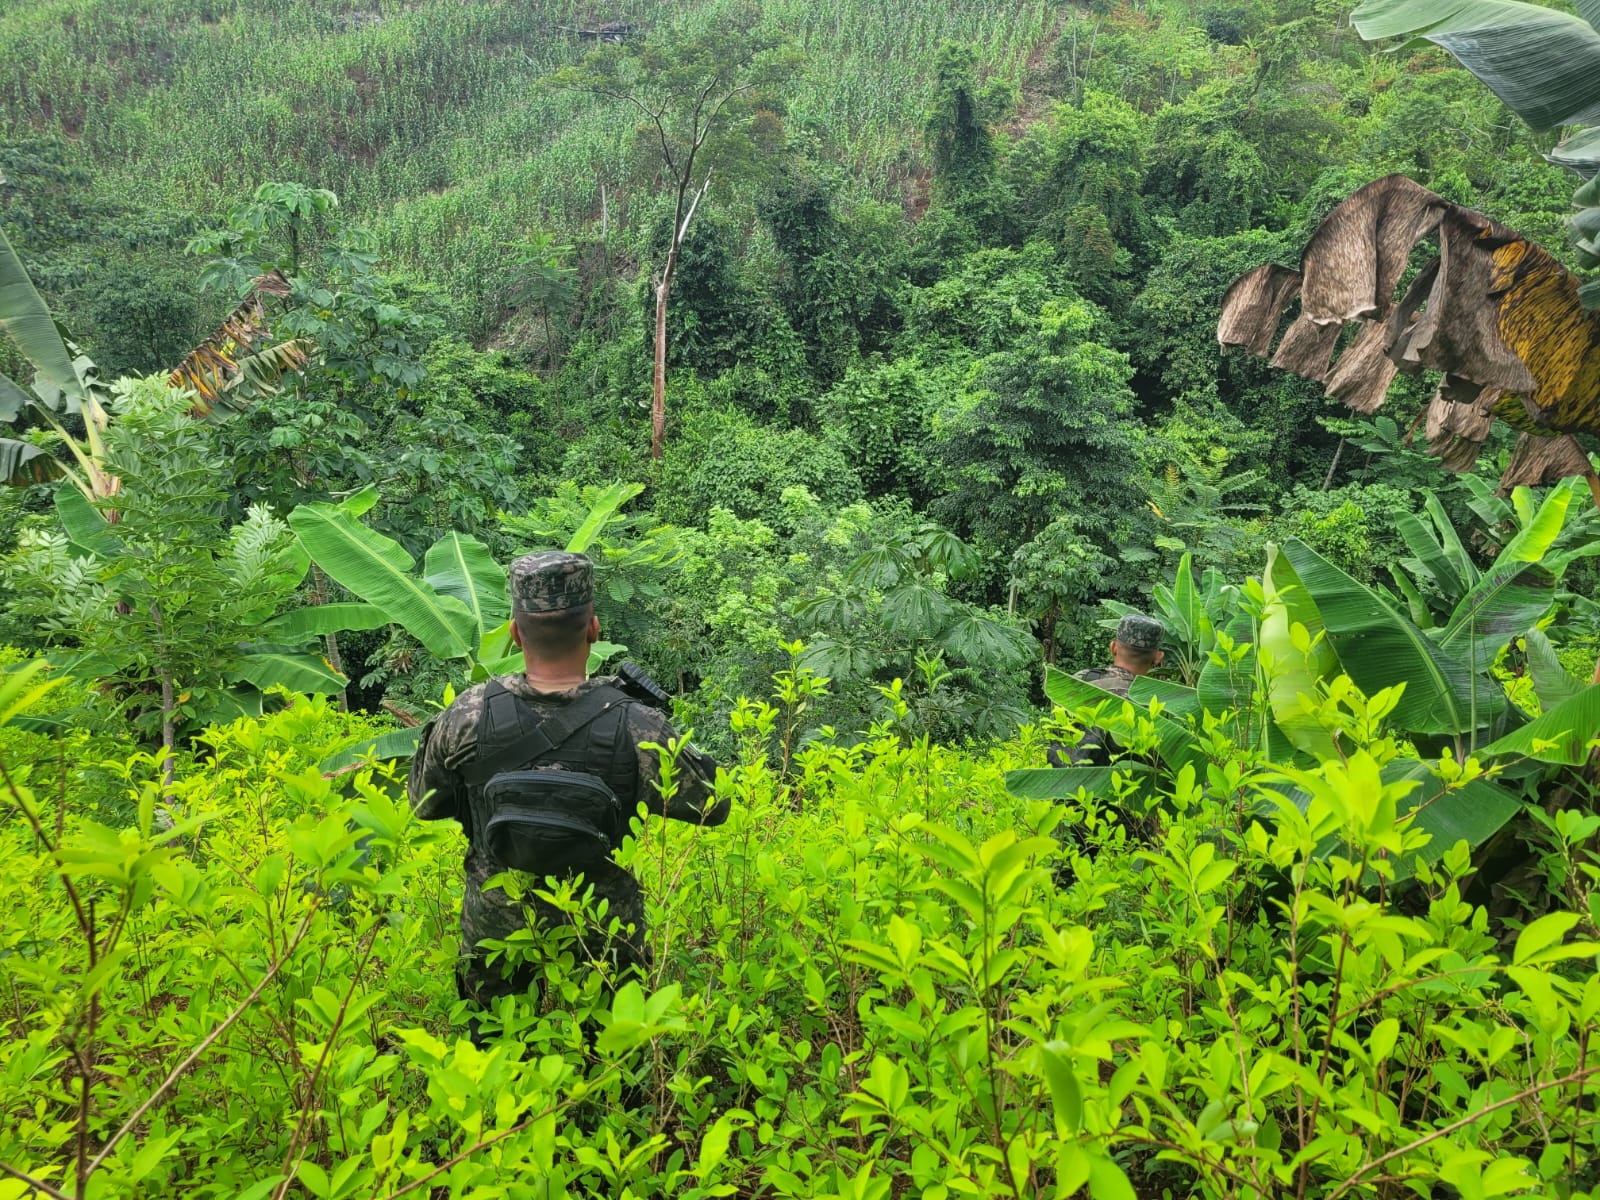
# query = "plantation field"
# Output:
<box><xmin>0</xmin><ymin>0</ymin><xmax>1057</xmax><ymax>315</ymax></box>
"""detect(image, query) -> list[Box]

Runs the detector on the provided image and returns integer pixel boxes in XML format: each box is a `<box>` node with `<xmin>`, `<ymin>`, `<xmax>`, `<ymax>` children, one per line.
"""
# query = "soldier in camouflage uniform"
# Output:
<box><xmin>1050</xmin><ymin>613</ymin><xmax>1165</xmax><ymax>767</ymax></box>
<box><xmin>407</xmin><ymin>551</ymin><xmax>726</xmax><ymax>1012</ymax></box>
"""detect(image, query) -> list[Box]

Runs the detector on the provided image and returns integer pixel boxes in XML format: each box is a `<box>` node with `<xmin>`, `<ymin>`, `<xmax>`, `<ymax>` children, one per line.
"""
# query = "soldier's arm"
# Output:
<box><xmin>629</xmin><ymin>706</ymin><xmax>728</xmax><ymax>826</ymax></box>
<box><xmin>406</xmin><ymin>712</ymin><xmax>470</xmax><ymax>823</ymax></box>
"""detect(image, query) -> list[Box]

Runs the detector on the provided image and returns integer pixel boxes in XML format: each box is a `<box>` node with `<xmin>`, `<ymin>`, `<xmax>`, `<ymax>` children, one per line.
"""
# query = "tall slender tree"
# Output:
<box><xmin>551</xmin><ymin>11</ymin><xmax>794</xmax><ymax>458</ymax></box>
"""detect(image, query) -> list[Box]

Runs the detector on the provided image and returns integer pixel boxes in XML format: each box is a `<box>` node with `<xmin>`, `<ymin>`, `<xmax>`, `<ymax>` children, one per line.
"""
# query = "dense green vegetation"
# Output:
<box><xmin>3</xmin><ymin>0</ymin><xmax>1600</xmax><ymax>1195</ymax></box>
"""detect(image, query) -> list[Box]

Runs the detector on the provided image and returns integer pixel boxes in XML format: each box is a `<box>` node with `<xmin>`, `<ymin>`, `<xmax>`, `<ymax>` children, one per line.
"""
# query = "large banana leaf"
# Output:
<box><xmin>1044</xmin><ymin>666</ymin><xmax>1205</xmax><ymax>775</ymax></box>
<box><xmin>233</xmin><ymin>651</ymin><xmax>347</xmax><ymax>695</ymax></box>
<box><xmin>1280</xmin><ymin>539</ymin><xmax>1508</xmax><ymax>738</ymax></box>
<box><xmin>422</xmin><ymin>532</ymin><xmax>508</xmax><ymax>640</ymax></box>
<box><xmin>565</xmin><ymin>481</ymin><xmax>644</xmax><ymax>553</ymax></box>
<box><xmin>1351</xmin><ymin>0</ymin><xmax>1600</xmax><ymax>132</ymax></box>
<box><xmin>1497</xmin><ymin>475</ymin><xmax>1581</xmax><ymax>564</ymax></box>
<box><xmin>255</xmin><ymin>603</ymin><xmax>391</xmax><ymax>642</ymax></box>
<box><xmin>1127</xmin><ymin>676</ymin><xmax>1201</xmax><ymax>720</ymax></box>
<box><xmin>1395</xmin><ymin>494</ymin><xmax>1476</xmax><ymax>607</ymax></box>
<box><xmin>1260</xmin><ymin>544</ymin><xmax>1340</xmax><ymax>760</ymax></box>
<box><xmin>55</xmin><ymin>484</ymin><xmax>118</xmax><ymax>558</ymax></box>
<box><xmin>320</xmin><ymin>726</ymin><xmax>425</xmax><ymax>775</ymax></box>
<box><xmin>288</xmin><ymin>501</ymin><xmax>475</xmax><ymax>660</ymax></box>
<box><xmin>1005</xmin><ymin>763</ymin><xmax>1151</xmax><ymax>802</ymax></box>
<box><xmin>1480</xmin><ymin>683</ymin><xmax>1600</xmax><ymax>765</ymax></box>
<box><xmin>1435</xmin><ymin>560</ymin><xmax>1557</xmax><ymax>673</ymax></box>
<box><xmin>1523</xmin><ymin>628</ymin><xmax>1582</xmax><ymax>710</ymax></box>
<box><xmin>1</xmin><ymin>438</ymin><xmax>63</xmax><ymax>486</ymax></box>
<box><xmin>0</xmin><ymin>226</ymin><xmax>83</xmax><ymax>416</ymax></box>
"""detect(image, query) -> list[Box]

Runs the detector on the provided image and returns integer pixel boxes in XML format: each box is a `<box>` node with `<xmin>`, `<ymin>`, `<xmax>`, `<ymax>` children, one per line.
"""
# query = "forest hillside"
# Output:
<box><xmin>3</xmin><ymin>0</ymin><xmax>1600</xmax><ymax>1197</ymax></box>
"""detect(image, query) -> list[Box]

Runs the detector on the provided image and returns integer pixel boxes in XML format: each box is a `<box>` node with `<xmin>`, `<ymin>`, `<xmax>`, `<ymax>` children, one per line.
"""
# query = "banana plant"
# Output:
<box><xmin>1011</xmin><ymin>521</ymin><xmax>1598</xmax><ymax>877</ymax></box>
<box><xmin>1350</xmin><ymin>0</ymin><xmax>1600</xmax><ymax>303</ymax></box>
<box><xmin>1391</xmin><ymin>478</ymin><xmax>1600</xmax><ymax>632</ymax></box>
<box><xmin>2</xmin><ymin>225</ymin><xmax>310</xmax><ymax>494</ymax></box>
<box><xmin>306</xmin><ymin>485</ymin><xmax>636</xmax><ymax>773</ymax></box>
<box><xmin>0</xmin><ymin>225</ymin><xmax>114</xmax><ymax>494</ymax></box>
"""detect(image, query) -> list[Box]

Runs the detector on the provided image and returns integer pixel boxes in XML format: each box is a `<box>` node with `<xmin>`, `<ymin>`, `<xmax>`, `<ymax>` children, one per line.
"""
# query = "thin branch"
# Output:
<box><xmin>270</xmin><ymin>924</ymin><xmax>379</xmax><ymax>1200</ymax></box>
<box><xmin>1328</xmin><ymin>1065</ymin><xmax>1600</xmax><ymax>1199</ymax></box>
<box><xmin>374</xmin><ymin>1076</ymin><xmax>614</xmax><ymax>1200</ymax></box>
<box><xmin>676</xmin><ymin>173</ymin><xmax>713</xmax><ymax>246</ymax></box>
<box><xmin>84</xmin><ymin>902</ymin><xmax>320</xmax><ymax>1176</ymax></box>
<box><xmin>0</xmin><ymin>1161</ymin><xmax>71</xmax><ymax>1200</ymax></box>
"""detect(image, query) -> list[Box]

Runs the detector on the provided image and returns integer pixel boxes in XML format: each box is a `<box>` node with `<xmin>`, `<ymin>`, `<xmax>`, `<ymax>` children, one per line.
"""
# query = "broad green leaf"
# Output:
<box><xmin>256</xmin><ymin>604</ymin><xmax>391</xmax><ymax>642</ymax></box>
<box><xmin>1395</xmin><ymin>509</ymin><xmax>1467</xmax><ymax>603</ymax></box>
<box><xmin>1514</xmin><ymin>912</ymin><xmax>1580</xmax><ymax>966</ymax></box>
<box><xmin>880</xmin><ymin>580</ymin><xmax>952</xmax><ymax>638</ymax></box>
<box><xmin>1039</xmin><ymin>1043</ymin><xmax>1083</xmax><ymax>1134</ymax></box>
<box><xmin>587</xmin><ymin>640</ymin><xmax>627</xmax><ymax>674</ymax></box>
<box><xmin>289</xmin><ymin>501</ymin><xmax>474</xmax><ymax>659</ymax></box>
<box><xmin>1497</xmin><ymin>476</ymin><xmax>1577</xmax><ymax>564</ymax></box>
<box><xmin>937</xmin><ymin>610</ymin><xmax>1028</xmax><ymax>669</ymax></box>
<box><xmin>1436</xmin><ymin>560</ymin><xmax>1557</xmax><ymax>673</ymax></box>
<box><xmin>190</xmin><ymin>687</ymin><xmax>265</xmax><ymax>726</ymax></box>
<box><xmin>1045</xmin><ymin>666</ymin><xmax>1204</xmax><ymax>775</ymax></box>
<box><xmin>1281</xmin><ymin>539</ymin><xmax>1507</xmax><ymax>738</ymax></box>
<box><xmin>339</xmin><ymin>485</ymin><xmax>380</xmax><ymax>517</ymax></box>
<box><xmin>55</xmin><ymin>484</ymin><xmax>118</xmax><ymax>557</ymax></box>
<box><xmin>423</xmin><ymin>532</ymin><xmax>508</xmax><ymax>640</ymax></box>
<box><xmin>1479</xmin><ymin>683</ymin><xmax>1600</xmax><ymax>765</ymax></box>
<box><xmin>1005</xmin><ymin>764</ymin><xmax>1150</xmax><ymax>801</ymax></box>
<box><xmin>1523</xmin><ymin>628</ymin><xmax>1581</xmax><ymax>710</ymax></box>
<box><xmin>0</xmin><ymin>373</ymin><xmax>32</xmax><ymax>423</ymax></box>
<box><xmin>0</xmin><ymin>436</ymin><xmax>62</xmax><ymax>485</ymax></box>
<box><xmin>1260</xmin><ymin>544</ymin><xmax>1340</xmax><ymax>760</ymax></box>
<box><xmin>565</xmin><ymin>481</ymin><xmax>643</xmax><ymax>553</ymax></box>
<box><xmin>0</xmin><ymin>225</ymin><xmax>84</xmax><ymax>412</ymax></box>
<box><xmin>478</xmin><ymin>618</ymin><xmax>514</xmax><ymax>664</ymax></box>
<box><xmin>319</xmin><ymin>726</ymin><xmax>425</xmax><ymax>774</ymax></box>
<box><xmin>233</xmin><ymin>652</ymin><xmax>346</xmax><ymax>695</ymax></box>
<box><xmin>0</xmin><ymin>659</ymin><xmax>62</xmax><ymax>727</ymax></box>
<box><xmin>1352</xmin><ymin>0</ymin><xmax>1600</xmax><ymax>130</ymax></box>
<box><xmin>1128</xmin><ymin>676</ymin><xmax>1200</xmax><ymax>719</ymax></box>
<box><xmin>1388</xmin><ymin>564</ymin><xmax>1434</xmax><ymax>628</ymax></box>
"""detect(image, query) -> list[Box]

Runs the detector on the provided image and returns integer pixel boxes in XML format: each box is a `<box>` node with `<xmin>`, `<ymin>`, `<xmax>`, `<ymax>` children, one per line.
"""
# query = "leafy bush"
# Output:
<box><xmin>3</xmin><ymin>663</ymin><xmax>1599</xmax><ymax>1198</ymax></box>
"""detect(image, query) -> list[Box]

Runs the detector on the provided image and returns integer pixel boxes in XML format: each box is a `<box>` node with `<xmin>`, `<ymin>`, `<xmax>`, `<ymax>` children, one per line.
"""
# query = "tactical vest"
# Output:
<box><xmin>460</xmin><ymin>680</ymin><xmax>641</xmax><ymax>876</ymax></box>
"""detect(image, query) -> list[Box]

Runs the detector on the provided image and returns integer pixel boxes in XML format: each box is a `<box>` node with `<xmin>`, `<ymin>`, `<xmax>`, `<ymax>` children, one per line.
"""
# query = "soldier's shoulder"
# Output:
<box><xmin>418</xmin><ymin>677</ymin><xmax>504</xmax><ymax>761</ymax></box>
<box><xmin>1072</xmin><ymin>666</ymin><xmax>1112</xmax><ymax>682</ymax></box>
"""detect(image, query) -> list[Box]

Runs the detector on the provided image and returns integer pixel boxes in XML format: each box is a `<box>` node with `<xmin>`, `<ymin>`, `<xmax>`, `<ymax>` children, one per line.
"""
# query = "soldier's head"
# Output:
<box><xmin>508</xmin><ymin>551</ymin><xmax>600</xmax><ymax>663</ymax></box>
<box><xmin>1110</xmin><ymin>613</ymin><xmax>1164</xmax><ymax>675</ymax></box>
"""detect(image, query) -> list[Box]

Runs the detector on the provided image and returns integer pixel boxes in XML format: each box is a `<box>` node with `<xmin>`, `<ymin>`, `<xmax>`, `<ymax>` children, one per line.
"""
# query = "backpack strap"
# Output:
<box><xmin>463</xmin><ymin>680</ymin><xmax>630</xmax><ymax>787</ymax></box>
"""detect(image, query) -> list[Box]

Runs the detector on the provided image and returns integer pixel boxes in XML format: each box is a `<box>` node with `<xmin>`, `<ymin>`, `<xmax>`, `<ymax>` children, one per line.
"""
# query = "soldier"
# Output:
<box><xmin>407</xmin><ymin>551</ymin><xmax>726</xmax><ymax>1021</ymax></box>
<box><xmin>1050</xmin><ymin>613</ymin><xmax>1165</xmax><ymax>767</ymax></box>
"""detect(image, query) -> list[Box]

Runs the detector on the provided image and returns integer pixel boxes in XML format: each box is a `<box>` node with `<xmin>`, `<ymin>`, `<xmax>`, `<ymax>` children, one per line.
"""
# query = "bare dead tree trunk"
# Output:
<box><xmin>1322</xmin><ymin>438</ymin><xmax>1346</xmax><ymax>490</ymax></box>
<box><xmin>649</xmin><ymin>174</ymin><xmax>712</xmax><ymax>461</ymax></box>
<box><xmin>652</xmin><ymin>269</ymin><xmax>671</xmax><ymax>460</ymax></box>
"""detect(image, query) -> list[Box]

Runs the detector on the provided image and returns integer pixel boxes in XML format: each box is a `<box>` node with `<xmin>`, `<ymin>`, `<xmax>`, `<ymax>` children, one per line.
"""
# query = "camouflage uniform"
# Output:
<box><xmin>406</xmin><ymin>552</ymin><xmax>725</xmax><ymax>1008</ymax></box>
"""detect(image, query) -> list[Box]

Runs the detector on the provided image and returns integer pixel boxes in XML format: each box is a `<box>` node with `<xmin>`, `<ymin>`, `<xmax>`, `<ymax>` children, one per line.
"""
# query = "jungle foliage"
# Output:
<box><xmin>3</xmin><ymin>0</ymin><xmax>1600</xmax><ymax>1196</ymax></box>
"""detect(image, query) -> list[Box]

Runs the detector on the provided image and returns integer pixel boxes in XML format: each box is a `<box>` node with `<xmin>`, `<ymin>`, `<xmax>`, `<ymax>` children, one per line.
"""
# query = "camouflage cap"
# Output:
<box><xmin>1115</xmin><ymin>613</ymin><xmax>1164</xmax><ymax>652</ymax></box>
<box><xmin>509</xmin><ymin>551</ymin><xmax>594</xmax><ymax>615</ymax></box>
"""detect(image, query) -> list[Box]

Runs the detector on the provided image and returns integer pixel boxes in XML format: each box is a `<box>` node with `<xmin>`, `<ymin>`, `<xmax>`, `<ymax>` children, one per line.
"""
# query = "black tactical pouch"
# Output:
<box><xmin>483</xmin><ymin>769</ymin><xmax>623</xmax><ymax>875</ymax></box>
